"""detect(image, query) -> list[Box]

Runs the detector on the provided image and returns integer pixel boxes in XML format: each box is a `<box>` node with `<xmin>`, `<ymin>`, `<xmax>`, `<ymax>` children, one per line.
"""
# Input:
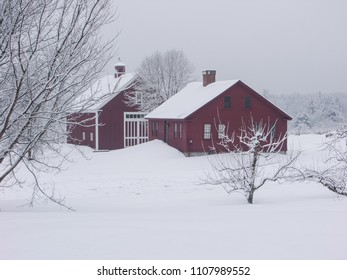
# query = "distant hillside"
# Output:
<box><xmin>264</xmin><ymin>91</ymin><xmax>347</xmax><ymax>134</ymax></box>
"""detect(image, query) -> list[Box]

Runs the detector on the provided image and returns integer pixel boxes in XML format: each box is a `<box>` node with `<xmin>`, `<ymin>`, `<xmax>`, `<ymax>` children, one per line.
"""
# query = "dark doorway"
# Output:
<box><xmin>164</xmin><ymin>121</ymin><xmax>169</xmax><ymax>143</ymax></box>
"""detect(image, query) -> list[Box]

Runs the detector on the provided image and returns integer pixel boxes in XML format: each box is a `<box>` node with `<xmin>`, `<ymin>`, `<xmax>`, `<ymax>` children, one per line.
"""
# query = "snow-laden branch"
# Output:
<box><xmin>203</xmin><ymin>115</ymin><xmax>300</xmax><ymax>204</ymax></box>
<box><xmin>0</xmin><ymin>0</ymin><xmax>117</xmax><ymax>208</ymax></box>
<box><xmin>293</xmin><ymin>124</ymin><xmax>347</xmax><ymax>197</ymax></box>
<box><xmin>124</xmin><ymin>49</ymin><xmax>194</xmax><ymax>112</ymax></box>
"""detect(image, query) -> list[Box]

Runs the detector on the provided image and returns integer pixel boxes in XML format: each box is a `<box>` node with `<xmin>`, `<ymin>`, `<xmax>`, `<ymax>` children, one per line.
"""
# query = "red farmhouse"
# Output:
<box><xmin>145</xmin><ymin>70</ymin><xmax>292</xmax><ymax>156</ymax></box>
<box><xmin>67</xmin><ymin>62</ymin><xmax>148</xmax><ymax>150</ymax></box>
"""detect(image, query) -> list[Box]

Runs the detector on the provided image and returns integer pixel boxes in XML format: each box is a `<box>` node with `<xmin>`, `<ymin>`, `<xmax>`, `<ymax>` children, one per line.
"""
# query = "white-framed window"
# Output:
<box><xmin>255</xmin><ymin>121</ymin><xmax>263</xmax><ymax>133</ymax></box>
<box><xmin>203</xmin><ymin>124</ymin><xmax>211</xmax><ymax>139</ymax></box>
<box><xmin>82</xmin><ymin>132</ymin><xmax>86</xmax><ymax>140</ymax></box>
<box><xmin>218</xmin><ymin>124</ymin><xmax>226</xmax><ymax>139</ymax></box>
<box><xmin>179</xmin><ymin>123</ymin><xmax>183</xmax><ymax>139</ymax></box>
<box><xmin>135</xmin><ymin>92</ymin><xmax>142</xmax><ymax>105</ymax></box>
<box><xmin>90</xmin><ymin>132</ymin><xmax>94</xmax><ymax>141</ymax></box>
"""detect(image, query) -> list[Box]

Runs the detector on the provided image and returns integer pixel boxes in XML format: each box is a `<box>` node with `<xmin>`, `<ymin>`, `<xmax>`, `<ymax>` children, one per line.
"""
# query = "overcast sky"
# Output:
<box><xmin>104</xmin><ymin>0</ymin><xmax>347</xmax><ymax>95</ymax></box>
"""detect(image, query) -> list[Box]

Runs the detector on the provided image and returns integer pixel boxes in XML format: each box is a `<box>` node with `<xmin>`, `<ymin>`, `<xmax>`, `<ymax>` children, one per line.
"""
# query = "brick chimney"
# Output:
<box><xmin>202</xmin><ymin>70</ymin><xmax>216</xmax><ymax>86</ymax></box>
<box><xmin>115</xmin><ymin>59</ymin><xmax>126</xmax><ymax>78</ymax></box>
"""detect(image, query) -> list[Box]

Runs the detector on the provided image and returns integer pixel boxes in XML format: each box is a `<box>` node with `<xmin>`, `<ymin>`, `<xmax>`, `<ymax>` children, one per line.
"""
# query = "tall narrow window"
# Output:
<box><xmin>270</xmin><ymin>123</ymin><xmax>277</xmax><ymax>139</ymax></box>
<box><xmin>174</xmin><ymin>123</ymin><xmax>178</xmax><ymax>139</ymax></box>
<box><xmin>82</xmin><ymin>132</ymin><xmax>86</xmax><ymax>140</ymax></box>
<box><xmin>135</xmin><ymin>92</ymin><xmax>142</xmax><ymax>105</ymax></box>
<box><xmin>224</xmin><ymin>96</ymin><xmax>231</xmax><ymax>109</ymax></box>
<box><xmin>90</xmin><ymin>132</ymin><xmax>94</xmax><ymax>141</ymax></box>
<box><xmin>218</xmin><ymin>124</ymin><xmax>226</xmax><ymax>139</ymax></box>
<box><xmin>245</xmin><ymin>96</ymin><xmax>251</xmax><ymax>109</ymax></box>
<box><xmin>179</xmin><ymin>123</ymin><xmax>183</xmax><ymax>139</ymax></box>
<box><xmin>203</xmin><ymin>124</ymin><xmax>212</xmax><ymax>139</ymax></box>
<box><xmin>254</xmin><ymin>122</ymin><xmax>262</xmax><ymax>133</ymax></box>
<box><xmin>155</xmin><ymin>122</ymin><xmax>159</xmax><ymax>136</ymax></box>
<box><xmin>151</xmin><ymin>122</ymin><xmax>155</xmax><ymax>136</ymax></box>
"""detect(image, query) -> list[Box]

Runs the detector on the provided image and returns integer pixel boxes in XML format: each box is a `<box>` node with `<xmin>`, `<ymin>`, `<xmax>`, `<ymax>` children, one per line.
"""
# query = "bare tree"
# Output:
<box><xmin>0</xmin><ymin>0</ymin><xmax>116</xmax><ymax>208</ymax></box>
<box><xmin>203</xmin><ymin>118</ymin><xmax>300</xmax><ymax>204</ymax></box>
<box><xmin>295</xmin><ymin>124</ymin><xmax>347</xmax><ymax>196</ymax></box>
<box><xmin>125</xmin><ymin>49</ymin><xmax>194</xmax><ymax>112</ymax></box>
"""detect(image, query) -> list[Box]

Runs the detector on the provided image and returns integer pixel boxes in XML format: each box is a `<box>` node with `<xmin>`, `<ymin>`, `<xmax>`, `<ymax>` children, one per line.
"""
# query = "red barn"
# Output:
<box><xmin>67</xmin><ymin>62</ymin><xmax>148</xmax><ymax>150</ymax></box>
<box><xmin>145</xmin><ymin>70</ymin><xmax>292</xmax><ymax>156</ymax></box>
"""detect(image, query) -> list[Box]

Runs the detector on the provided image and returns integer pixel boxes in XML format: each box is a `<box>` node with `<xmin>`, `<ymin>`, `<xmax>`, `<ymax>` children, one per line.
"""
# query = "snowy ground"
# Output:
<box><xmin>0</xmin><ymin>134</ymin><xmax>346</xmax><ymax>259</ymax></box>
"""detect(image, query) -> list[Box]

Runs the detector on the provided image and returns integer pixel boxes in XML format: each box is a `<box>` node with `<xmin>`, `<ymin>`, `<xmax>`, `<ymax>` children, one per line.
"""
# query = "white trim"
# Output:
<box><xmin>203</xmin><ymin>123</ymin><xmax>212</xmax><ymax>139</ymax></box>
<box><xmin>124</xmin><ymin>112</ymin><xmax>149</xmax><ymax>147</ymax></box>
<box><xmin>95</xmin><ymin>111</ymin><xmax>99</xmax><ymax>150</ymax></box>
<box><xmin>123</xmin><ymin>112</ymin><xmax>126</xmax><ymax>147</ymax></box>
<box><xmin>135</xmin><ymin>92</ymin><xmax>143</xmax><ymax>105</ymax></box>
<box><xmin>218</xmin><ymin>124</ymin><xmax>226</xmax><ymax>139</ymax></box>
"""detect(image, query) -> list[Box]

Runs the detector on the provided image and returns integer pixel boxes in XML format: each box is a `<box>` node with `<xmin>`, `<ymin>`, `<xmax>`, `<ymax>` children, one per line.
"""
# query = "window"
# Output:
<box><xmin>152</xmin><ymin>122</ymin><xmax>159</xmax><ymax>136</ymax></box>
<box><xmin>270</xmin><ymin>123</ymin><xmax>277</xmax><ymax>139</ymax></box>
<box><xmin>179</xmin><ymin>123</ymin><xmax>183</xmax><ymax>139</ymax></box>
<box><xmin>90</xmin><ymin>132</ymin><xmax>94</xmax><ymax>141</ymax></box>
<box><xmin>218</xmin><ymin>124</ymin><xmax>226</xmax><ymax>139</ymax></box>
<box><xmin>82</xmin><ymin>132</ymin><xmax>86</xmax><ymax>140</ymax></box>
<box><xmin>224</xmin><ymin>96</ymin><xmax>231</xmax><ymax>109</ymax></box>
<box><xmin>245</xmin><ymin>96</ymin><xmax>251</xmax><ymax>109</ymax></box>
<box><xmin>174</xmin><ymin>123</ymin><xmax>178</xmax><ymax>139</ymax></box>
<box><xmin>151</xmin><ymin>122</ymin><xmax>155</xmax><ymax>136</ymax></box>
<box><xmin>155</xmin><ymin>122</ymin><xmax>159</xmax><ymax>136</ymax></box>
<box><xmin>135</xmin><ymin>92</ymin><xmax>142</xmax><ymax>105</ymax></box>
<box><xmin>203</xmin><ymin>124</ymin><xmax>211</xmax><ymax>139</ymax></box>
<box><xmin>254</xmin><ymin>122</ymin><xmax>262</xmax><ymax>133</ymax></box>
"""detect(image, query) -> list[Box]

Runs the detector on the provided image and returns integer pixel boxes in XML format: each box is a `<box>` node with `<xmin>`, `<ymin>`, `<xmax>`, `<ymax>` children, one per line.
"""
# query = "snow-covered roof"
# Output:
<box><xmin>145</xmin><ymin>80</ymin><xmax>239</xmax><ymax>119</ymax></box>
<box><xmin>115</xmin><ymin>61</ymin><xmax>126</xmax><ymax>67</ymax></box>
<box><xmin>74</xmin><ymin>73</ymin><xmax>136</xmax><ymax>112</ymax></box>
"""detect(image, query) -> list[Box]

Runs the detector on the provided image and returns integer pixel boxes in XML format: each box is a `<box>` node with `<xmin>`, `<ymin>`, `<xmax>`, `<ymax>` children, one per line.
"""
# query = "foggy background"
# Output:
<box><xmin>103</xmin><ymin>0</ymin><xmax>347</xmax><ymax>95</ymax></box>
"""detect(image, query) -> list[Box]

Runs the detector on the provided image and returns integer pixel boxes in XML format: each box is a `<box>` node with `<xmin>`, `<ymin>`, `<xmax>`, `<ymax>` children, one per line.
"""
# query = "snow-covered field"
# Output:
<box><xmin>0</xmin><ymin>134</ymin><xmax>346</xmax><ymax>259</ymax></box>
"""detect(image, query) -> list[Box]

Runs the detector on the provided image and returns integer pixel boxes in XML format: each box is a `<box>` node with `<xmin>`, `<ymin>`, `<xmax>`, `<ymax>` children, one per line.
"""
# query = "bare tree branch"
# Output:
<box><xmin>124</xmin><ymin>49</ymin><xmax>194</xmax><ymax>112</ymax></box>
<box><xmin>0</xmin><ymin>0</ymin><xmax>117</xmax><ymax>208</ymax></box>
<box><xmin>295</xmin><ymin>124</ymin><xmax>347</xmax><ymax>196</ymax></box>
<box><xmin>202</xmin><ymin>115</ymin><xmax>300</xmax><ymax>204</ymax></box>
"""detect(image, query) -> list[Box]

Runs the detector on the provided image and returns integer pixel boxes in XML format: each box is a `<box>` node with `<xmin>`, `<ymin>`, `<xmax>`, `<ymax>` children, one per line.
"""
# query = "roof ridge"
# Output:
<box><xmin>146</xmin><ymin>80</ymin><xmax>239</xmax><ymax>119</ymax></box>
